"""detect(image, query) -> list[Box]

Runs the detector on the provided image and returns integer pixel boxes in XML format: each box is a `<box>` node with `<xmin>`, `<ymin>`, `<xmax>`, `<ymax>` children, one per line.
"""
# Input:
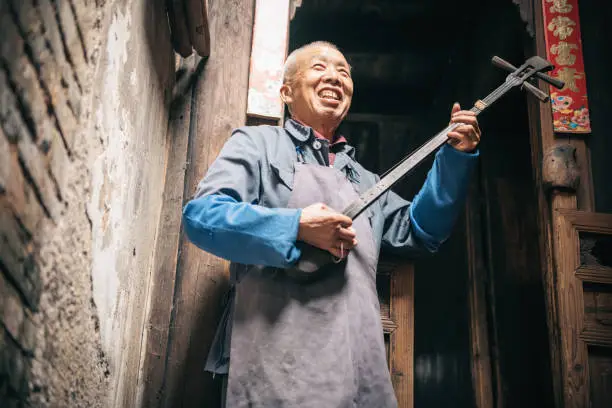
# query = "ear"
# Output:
<box><xmin>280</xmin><ymin>83</ymin><xmax>294</xmax><ymax>106</ymax></box>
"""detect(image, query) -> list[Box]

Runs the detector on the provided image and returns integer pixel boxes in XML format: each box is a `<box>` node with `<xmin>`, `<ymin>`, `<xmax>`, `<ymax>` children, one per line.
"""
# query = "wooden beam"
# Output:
<box><xmin>160</xmin><ymin>0</ymin><xmax>255</xmax><ymax>406</ymax></box>
<box><xmin>167</xmin><ymin>0</ymin><xmax>193</xmax><ymax>57</ymax></box>
<box><xmin>137</xmin><ymin>54</ymin><xmax>195</xmax><ymax>408</ymax></box>
<box><xmin>185</xmin><ymin>0</ymin><xmax>211</xmax><ymax>57</ymax></box>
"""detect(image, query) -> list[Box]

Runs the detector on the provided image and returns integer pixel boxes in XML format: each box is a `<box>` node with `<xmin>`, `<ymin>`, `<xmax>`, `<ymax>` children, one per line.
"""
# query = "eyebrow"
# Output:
<box><xmin>310</xmin><ymin>55</ymin><xmax>352</xmax><ymax>72</ymax></box>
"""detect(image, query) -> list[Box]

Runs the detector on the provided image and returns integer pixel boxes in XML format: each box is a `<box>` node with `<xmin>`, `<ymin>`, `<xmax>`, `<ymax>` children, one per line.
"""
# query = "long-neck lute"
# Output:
<box><xmin>288</xmin><ymin>55</ymin><xmax>564</xmax><ymax>279</ymax></box>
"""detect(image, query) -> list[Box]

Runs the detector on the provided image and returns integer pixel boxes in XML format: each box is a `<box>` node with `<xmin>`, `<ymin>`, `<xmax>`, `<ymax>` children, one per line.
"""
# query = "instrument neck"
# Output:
<box><xmin>341</xmin><ymin>80</ymin><xmax>515</xmax><ymax>220</ymax></box>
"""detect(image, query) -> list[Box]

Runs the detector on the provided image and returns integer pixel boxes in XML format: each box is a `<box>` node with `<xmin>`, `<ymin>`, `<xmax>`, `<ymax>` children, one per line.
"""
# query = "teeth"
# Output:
<box><xmin>319</xmin><ymin>90</ymin><xmax>340</xmax><ymax>100</ymax></box>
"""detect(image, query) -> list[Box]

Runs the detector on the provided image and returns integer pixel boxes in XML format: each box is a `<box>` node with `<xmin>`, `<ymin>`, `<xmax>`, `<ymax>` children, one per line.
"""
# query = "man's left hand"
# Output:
<box><xmin>447</xmin><ymin>102</ymin><xmax>481</xmax><ymax>153</ymax></box>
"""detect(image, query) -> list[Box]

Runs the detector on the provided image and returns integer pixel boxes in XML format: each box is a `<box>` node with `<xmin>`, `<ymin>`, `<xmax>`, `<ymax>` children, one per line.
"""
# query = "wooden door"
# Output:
<box><xmin>554</xmin><ymin>210</ymin><xmax>612</xmax><ymax>407</ymax></box>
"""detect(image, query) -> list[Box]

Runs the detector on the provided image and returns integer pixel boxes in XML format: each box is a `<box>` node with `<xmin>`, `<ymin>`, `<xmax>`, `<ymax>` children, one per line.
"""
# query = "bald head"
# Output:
<box><xmin>282</xmin><ymin>41</ymin><xmax>341</xmax><ymax>86</ymax></box>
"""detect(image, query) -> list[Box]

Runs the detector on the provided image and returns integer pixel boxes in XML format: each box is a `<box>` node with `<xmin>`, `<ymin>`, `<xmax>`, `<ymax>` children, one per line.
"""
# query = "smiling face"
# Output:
<box><xmin>281</xmin><ymin>44</ymin><xmax>354</xmax><ymax>136</ymax></box>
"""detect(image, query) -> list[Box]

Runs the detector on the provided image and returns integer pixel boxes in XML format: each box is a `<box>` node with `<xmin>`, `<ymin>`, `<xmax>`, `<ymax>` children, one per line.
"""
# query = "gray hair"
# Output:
<box><xmin>282</xmin><ymin>41</ymin><xmax>340</xmax><ymax>85</ymax></box>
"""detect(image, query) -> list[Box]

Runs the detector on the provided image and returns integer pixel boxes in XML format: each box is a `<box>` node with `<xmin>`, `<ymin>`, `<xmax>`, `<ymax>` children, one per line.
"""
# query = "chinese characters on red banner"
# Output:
<box><xmin>542</xmin><ymin>0</ymin><xmax>591</xmax><ymax>133</ymax></box>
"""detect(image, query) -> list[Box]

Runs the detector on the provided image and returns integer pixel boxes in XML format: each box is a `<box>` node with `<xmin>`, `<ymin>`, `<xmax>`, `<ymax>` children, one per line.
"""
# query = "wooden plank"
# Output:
<box><xmin>465</xmin><ymin>184</ymin><xmax>494</xmax><ymax>408</ymax></box>
<box><xmin>389</xmin><ymin>263</ymin><xmax>414</xmax><ymax>408</ymax></box>
<box><xmin>559</xmin><ymin>209</ymin><xmax>612</xmax><ymax>233</ymax></box>
<box><xmin>161</xmin><ymin>0</ymin><xmax>255</xmax><ymax>406</ymax></box>
<box><xmin>581</xmin><ymin>325</ymin><xmax>612</xmax><ymax>347</ymax></box>
<box><xmin>167</xmin><ymin>0</ymin><xmax>193</xmax><ymax>57</ymax></box>
<box><xmin>138</xmin><ymin>55</ymin><xmax>195</xmax><ymax>408</ymax></box>
<box><xmin>185</xmin><ymin>0</ymin><xmax>211</xmax><ymax>57</ymax></box>
<box><xmin>576</xmin><ymin>265</ymin><xmax>612</xmax><ymax>285</ymax></box>
<box><xmin>381</xmin><ymin>316</ymin><xmax>398</xmax><ymax>334</ymax></box>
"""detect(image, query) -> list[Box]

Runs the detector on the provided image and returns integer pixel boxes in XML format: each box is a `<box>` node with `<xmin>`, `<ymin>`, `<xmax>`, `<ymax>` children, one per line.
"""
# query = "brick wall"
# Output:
<box><xmin>0</xmin><ymin>0</ymin><xmax>173</xmax><ymax>406</ymax></box>
<box><xmin>0</xmin><ymin>1</ymin><xmax>109</xmax><ymax>406</ymax></box>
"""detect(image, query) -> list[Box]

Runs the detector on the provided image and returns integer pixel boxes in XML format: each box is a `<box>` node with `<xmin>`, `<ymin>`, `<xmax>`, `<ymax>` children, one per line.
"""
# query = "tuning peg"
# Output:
<box><xmin>522</xmin><ymin>81</ymin><xmax>550</xmax><ymax>102</ymax></box>
<box><xmin>491</xmin><ymin>56</ymin><xmax>565</xmax><ymax>89</ymax></box>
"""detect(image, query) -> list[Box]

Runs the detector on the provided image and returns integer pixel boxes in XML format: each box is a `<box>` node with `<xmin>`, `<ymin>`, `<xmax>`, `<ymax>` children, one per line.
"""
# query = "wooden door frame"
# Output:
<box><xmin>526</xmin><ymin>0</ymin><xmax>595</xmax><ymax>407</ymax></box>
<box><xmin>465</xmin><ymin>1</ymin><xmax>597</xmax><ymax>407</ymax></box>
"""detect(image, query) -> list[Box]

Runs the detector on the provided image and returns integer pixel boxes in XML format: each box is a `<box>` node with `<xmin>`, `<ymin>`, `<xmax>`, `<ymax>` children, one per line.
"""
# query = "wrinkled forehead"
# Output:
<box><xmin>298</xmin><ymin>45</ymin><xmax>351</xmax><ymax>70</ymax></box>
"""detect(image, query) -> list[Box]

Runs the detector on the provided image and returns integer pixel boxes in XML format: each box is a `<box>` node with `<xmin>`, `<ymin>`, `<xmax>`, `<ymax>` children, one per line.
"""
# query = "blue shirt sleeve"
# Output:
<box><xmin>183</xmin><ymin>194</ymin><xmax>302</xmax><ymax>268</ymax></box>
<box><xmin>182</xmin><ymin>128</ymin><xmax>302</xmax><ymax>268</ymax></box>
<box><xmin>408</xmin><ymin>143</ymin><xmax>479</xmax><ymax>251</ymax></box>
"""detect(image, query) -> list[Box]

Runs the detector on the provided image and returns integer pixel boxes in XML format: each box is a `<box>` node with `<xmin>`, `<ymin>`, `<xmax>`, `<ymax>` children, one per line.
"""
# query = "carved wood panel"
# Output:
<box><xmin>555</xmin><ymin>209</ymin><xmax>612</xmax><ymax>407</ymax></box>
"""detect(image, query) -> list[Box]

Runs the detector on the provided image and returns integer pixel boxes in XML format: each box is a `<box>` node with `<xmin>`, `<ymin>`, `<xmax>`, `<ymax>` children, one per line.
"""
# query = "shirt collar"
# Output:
<box><xmin>285</xmin><ymin>118</ymin><xmax>347</xmax><ymax>144</ymax></box>
<box><xmin>284</xmin><ymin>118</ymin><xmax>355</xmax><ymax>158</ymax></box>
<box><xmin>284</xmin><ymin>118</ymin><xmax>311</xmax><ymax>142</ymax></box>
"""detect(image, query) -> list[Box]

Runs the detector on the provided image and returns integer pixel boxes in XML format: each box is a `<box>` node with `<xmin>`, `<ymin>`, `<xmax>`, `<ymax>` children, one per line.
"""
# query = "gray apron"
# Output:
<box><xmin>226</xmin><ymin>162</ymin><xmax>397</xmax><ymax>408</ymax></box>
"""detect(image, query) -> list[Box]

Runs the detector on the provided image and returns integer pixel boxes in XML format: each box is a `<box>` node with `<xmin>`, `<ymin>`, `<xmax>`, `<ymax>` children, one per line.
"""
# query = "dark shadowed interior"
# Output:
<box><xmin>290</xmin><ymin>1</ymin><xmax>555</xmax><ymax>406</ymax></box>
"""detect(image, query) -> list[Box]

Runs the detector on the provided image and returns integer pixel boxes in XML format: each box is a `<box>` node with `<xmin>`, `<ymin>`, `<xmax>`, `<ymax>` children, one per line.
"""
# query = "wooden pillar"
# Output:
<box><xmin>164</xmin><ymin>0</ymin><xmax>255</xmax><ymax>404</ymax></box>
<box><xmin>465</xmin><ymin>186</ymin><xmax>495</xmax><ymax>408</ymax></box>
<box><xmin>138</xmin><ymin>1</ymin><xmax>255</xmax><ymax>407</ymax></box>
<box><xmin>138</xmin><ymin>55</ymin><xmax>196</xmax><ymax>408</ymax></box>
<box><xmin>527</xmin><ymin>0</ymin><xmax>595</xmax><ymax>406</ymax></box>
<box><xmin>389</xmin><ymin>263</ymin><xmax>415</xmax><ymax>408</ymax></box>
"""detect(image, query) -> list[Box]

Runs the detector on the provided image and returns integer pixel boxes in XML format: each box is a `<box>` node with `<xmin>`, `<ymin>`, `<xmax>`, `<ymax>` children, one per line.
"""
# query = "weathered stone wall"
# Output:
<box><xmin>0</xmin><ymin>0</ymin><xmax>173</xmax><ymax>406</ymax></box>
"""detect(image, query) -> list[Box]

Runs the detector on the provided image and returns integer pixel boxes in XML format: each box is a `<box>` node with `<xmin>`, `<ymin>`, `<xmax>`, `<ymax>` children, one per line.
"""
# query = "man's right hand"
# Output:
<box><xmin>297</xmin><ymin>203</ymin><xmax>358</xmax><ymax>259</ymax></box>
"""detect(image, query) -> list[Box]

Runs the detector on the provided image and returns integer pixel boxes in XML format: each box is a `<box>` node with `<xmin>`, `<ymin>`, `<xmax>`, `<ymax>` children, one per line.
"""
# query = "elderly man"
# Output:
<box><xmin>182</xmin><ymin>41</ymin><xmax>480</xmax><ymax>407</ymax></box>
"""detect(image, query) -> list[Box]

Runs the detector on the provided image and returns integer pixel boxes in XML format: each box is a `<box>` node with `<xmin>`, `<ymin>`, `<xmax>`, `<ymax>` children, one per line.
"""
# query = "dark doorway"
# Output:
<box><xmin>290</xmin><ymin>0</ymin><xmax>555</xmax><ymax>406</ymax></box>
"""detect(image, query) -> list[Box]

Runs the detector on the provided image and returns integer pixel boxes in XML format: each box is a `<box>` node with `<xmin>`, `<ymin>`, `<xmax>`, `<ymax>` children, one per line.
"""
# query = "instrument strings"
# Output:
<box><xmin>341</xmin><ymin>79</ymin><xmax>518</xmax><ymax>220</ymax></box>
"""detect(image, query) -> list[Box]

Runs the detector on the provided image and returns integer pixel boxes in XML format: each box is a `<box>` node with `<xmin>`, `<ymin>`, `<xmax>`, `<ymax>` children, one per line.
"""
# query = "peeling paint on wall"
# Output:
<box><xmin>86</xmin><ymin>0</ymin><xmax>173</xmax><ymax>405</ymax></box>
<box><xmin>89</xmin><ymin>5</ymin><xmax>132</xmax><ymax>363</ymax></box>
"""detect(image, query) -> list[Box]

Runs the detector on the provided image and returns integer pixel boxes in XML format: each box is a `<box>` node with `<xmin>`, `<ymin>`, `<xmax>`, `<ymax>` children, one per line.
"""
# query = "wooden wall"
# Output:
<box><xmin>139</xmin><ymin>1</ymin><xmax>255</xmax><ymax>407</ymax></box>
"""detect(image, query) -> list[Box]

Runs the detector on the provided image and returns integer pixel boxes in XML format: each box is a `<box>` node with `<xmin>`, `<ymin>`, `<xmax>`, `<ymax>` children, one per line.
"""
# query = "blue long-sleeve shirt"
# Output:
<box><xmin>182</xmin><ymin>120</ymin><xmax>478</xmax><ymax>268</ymax></box>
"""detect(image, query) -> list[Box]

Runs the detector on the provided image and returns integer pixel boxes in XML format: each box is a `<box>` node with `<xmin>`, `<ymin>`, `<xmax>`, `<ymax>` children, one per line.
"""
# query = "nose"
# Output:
<box><xmin>322</xmin><ymin>67</ymin><xmax>341</xmax><ymax>85</ymax></box>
